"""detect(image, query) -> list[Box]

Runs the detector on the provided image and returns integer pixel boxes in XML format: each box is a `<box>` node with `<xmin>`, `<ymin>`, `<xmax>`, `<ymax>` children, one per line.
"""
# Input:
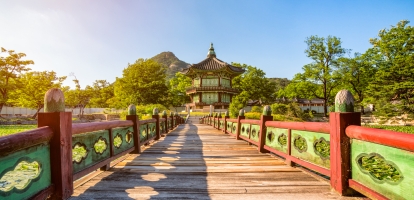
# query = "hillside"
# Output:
<box><xmin>150</xmin><ymin>52</ymin><xmax>190</xmax><ymax>79</ymax></box>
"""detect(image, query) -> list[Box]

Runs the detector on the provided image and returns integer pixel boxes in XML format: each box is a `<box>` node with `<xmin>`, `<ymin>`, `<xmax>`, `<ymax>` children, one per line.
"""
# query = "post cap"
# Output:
<box><xmin>225</xmin><ymin>111</ymin><xmax>229</xmax><ymax>117</ymax></box>
<box><xmin>335</xmin><ymin>89</ymin><xmax>355</xmax><ymax>112</ymax></box>
<box><xmin>128</xmin><ymin>104</ymin><xmax>136</xmax><ymax>115</ymax></box>
<box><xmin>44</xmin><ymin>88</ymin><xmax>65</xmax><ymax>112</ymax></box>
<box><xmin>153</xmin><ymin>108</ymin><xmax>159</xmax><ymax>115</ymax></box>
<box><xmin>239</xmin><ymin>109</ymin><xmax>245</xmax><ymax>117</ymax></box>
<box><xmin>162</xmin><ymin>110</ymin><xmax>167</xmax><ymax>116</ymax></box>
<box><xmin>263</xmin><ymin>105</ymin><xmax>272</xmax><ymax>116</ymax></box>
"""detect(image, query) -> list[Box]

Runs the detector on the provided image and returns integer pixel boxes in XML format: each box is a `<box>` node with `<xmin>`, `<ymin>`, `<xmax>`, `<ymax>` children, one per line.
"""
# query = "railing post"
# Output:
<box><xmin>152</xmin><ymin>108</ymin><xmax>160</xmax><ymax>140</ymax></box>
<box><xmin>224</xmin><ymin>111</ymin><xmax>229</xmax><ymax>133</ymax></box>
<box><xmin>169</xmin><ymin>112</ymin><xmax>174</xmax><ymax>130</ymax></box>
<box><xmin>217</xmin><ymin>112</ymin><xmax>222</xmax><ymax>130</ymax></box>
<box><xmin>162</xmin><ymin>111</ymin><xmax>168</xmax><ymax>135</ymax></box>
<box><xmin>259</xmin><ymin>105</ymin><xmax>273</xmax><ymax>153</ymax></box>
<box><xmin>38</xmin><ymin>88</ymin><xmax>73</xmax><ymax>199</ymax></box>
<box><xmin>236</xmin><ymin>109</ymin><xmax>245</xmax><ymax>140</ymax></box>
<box><xmin>213</xmin><ymin>113</ymin><xmax>217</xmax><ymax>128</ymax></box>
<box><xmin>126</xmin><ymin>104</ymin><xmax>141</xmax><ymax>154</ymax></box>
<box><xmin>330</xmin><ymin>90</ymin><xmax>361</xmax><ymax>195</ymax></box>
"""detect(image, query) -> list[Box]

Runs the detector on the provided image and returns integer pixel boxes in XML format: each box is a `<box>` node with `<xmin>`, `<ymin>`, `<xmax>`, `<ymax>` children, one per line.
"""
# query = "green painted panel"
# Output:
<box><xmin>291</xmin><ymin>130</ymin><xmax>330</xmax><ymax>169</ymax></box>
<box><xmin>231</xmin><ymin>123</ymin><xmax>238</xmax><ymax>134</ymax></box>
<box><xmin>351</xmin><ymin>139</ymin><xmax>414</xmax><ymax>200</ymax></box>
<box><xmin>226</xmin><ymin>121</ymin><xmax>233</xmax><ymax>132</ymax></box>
<box><xmin>219</xmin><ymin>120</ymin><xmax>224</xmax><ymax>129</ymax></box>
<box><xmin>250</xmin><ymin>125</ymin><xmax>260</xmax><ymax>142</ymax></box>
<box><xmin>148</xmin><ymin>123</ymin><xmax>156</xmax><ymax>138</ymax></box>
<box><xmin>72</xmin><ymin>130</ymin><xmax>110</xmax><ymax>173</ymax></box>
<box><xmin>139</xmin><ymin>124</ymin><xmax>148</xmax><ymax>143</ymax></box>
<box><xmin>240</xmin><ymin>123</ymin><xmax>250</xmax><ymax>138</ymax></box>
<box><xmin>265</xmin><ymin>127</ymin><xmax>288</xmax><ymax>153</ymax></box>
<box><xmin>112</xmin><ymin>127</ymin><xmax>135</xmax><ymax>155</ymax></box>
<box><xmin>0</xmin><ymin>143</ymin><xmax>51</xmax><ymax>200</ymax></box>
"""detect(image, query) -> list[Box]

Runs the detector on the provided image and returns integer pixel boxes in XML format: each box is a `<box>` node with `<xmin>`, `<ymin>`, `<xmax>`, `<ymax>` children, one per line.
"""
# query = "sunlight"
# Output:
<box><xmin>126</xmin><ymin>186</ymin><xmax>158</xmax><ymax>199</ymax></box>
<box><xmin>140</xmin><ymin>173</ymin><xmax>166</xmax><ymax>182</ymax></box>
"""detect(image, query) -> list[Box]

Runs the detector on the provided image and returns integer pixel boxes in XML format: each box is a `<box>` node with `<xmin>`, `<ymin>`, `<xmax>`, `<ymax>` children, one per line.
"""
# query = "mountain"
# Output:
<box><xmin>150</xmin><ymin>52</ymin><xmax>190</xmax><ymax>79</ymax></box>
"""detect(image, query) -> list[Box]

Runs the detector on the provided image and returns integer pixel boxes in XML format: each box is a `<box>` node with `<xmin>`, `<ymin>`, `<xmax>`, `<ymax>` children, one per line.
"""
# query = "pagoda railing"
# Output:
<box><xmin>185</xmin><ymin>86</ymin><xmax>239</xmax><ymax>94</ymax></box>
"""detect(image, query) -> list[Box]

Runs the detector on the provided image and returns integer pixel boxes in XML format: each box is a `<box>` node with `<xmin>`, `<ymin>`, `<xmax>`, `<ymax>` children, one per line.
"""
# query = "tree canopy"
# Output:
<box><xmin>113</xmin><ymin>59</ymin><xmax>168</xmax><ymax>108</ymax></box>
<box><xmin>0</xmin><ymin>48</ymin><xmax>34</xmax><ymax>114</ymax></box>
<box><xmin>8</xmin><ymin>71</ymin><xmax>66</xmax><ymax>118</ymax></box>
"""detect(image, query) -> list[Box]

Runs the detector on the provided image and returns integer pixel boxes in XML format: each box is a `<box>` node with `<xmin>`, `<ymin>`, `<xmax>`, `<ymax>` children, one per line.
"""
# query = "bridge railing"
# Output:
<box><xmin>201</xmin><ymin>90</ymin><xmax>413</xmax><ymax>199</ymax></box>
<box><xmin>0</xmin><ymin>89</ymin><xmax>185</xmax><ymax>199</ymax></box>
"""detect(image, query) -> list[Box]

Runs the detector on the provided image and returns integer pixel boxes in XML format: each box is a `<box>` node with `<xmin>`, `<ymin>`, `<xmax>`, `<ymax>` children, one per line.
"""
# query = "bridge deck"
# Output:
<box><xmin>72</xmin><ymin>118</ymin><xmax>362</xmax><ymax>200</ymax></box>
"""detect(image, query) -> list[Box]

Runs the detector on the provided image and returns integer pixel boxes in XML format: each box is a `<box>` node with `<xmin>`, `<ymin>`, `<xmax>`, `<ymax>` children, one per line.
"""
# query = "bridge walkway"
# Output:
<box><xmin>71</xmin><ymin>117</ymin><xmax>363</xmax><ymax>199</ymax></box>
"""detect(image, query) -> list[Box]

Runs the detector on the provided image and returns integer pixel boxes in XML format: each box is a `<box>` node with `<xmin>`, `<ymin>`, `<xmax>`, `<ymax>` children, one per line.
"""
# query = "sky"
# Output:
<box><xmin>1</xmin><ymin>1</ymin><xmax>414</xmax><ymax>88</ymax></box>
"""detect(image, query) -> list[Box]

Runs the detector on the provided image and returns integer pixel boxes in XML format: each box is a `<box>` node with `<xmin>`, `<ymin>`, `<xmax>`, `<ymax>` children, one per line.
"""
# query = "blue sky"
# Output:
<box><xmin>1</xmin><ymin>1</ymin><xmax>413</xmax><ymax>88</ymax></box>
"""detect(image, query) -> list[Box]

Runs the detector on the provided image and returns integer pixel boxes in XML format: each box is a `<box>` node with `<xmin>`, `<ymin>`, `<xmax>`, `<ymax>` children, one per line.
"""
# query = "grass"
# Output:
<box><xmin>0</xmin><ymin>125</ymin><xmax>37</xmax><ymax>137</ymax></box>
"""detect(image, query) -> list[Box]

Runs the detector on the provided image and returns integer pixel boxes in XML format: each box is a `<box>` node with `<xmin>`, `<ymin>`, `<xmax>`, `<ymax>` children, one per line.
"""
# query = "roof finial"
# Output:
<box><xmin>207</xmin><ymin>42</ymin><xmax>216</xmax><ymax>58</ymax></box>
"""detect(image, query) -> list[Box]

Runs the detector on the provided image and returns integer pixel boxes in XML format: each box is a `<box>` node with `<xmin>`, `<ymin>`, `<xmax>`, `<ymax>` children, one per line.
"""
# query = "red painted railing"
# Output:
<box><xmin>201</xmin><ymin>111</ymin><xmax>412</xmax><ymax>199</ymax></box>
<box><xmin>0</xmin><ymin>112</ymin><xmax>185</xmax><ymax>199</ymax></box>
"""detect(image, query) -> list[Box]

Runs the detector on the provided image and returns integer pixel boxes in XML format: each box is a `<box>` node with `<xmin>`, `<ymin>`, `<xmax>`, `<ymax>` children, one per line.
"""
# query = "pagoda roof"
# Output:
<box><xmin>181</xmin><ymin>43</ymin><xmax>245</xmax><ymax>77</ymax></box>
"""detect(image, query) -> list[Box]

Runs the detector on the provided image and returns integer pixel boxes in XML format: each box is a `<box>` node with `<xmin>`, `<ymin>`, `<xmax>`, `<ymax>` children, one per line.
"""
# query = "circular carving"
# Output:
<box><xmin>94</xmin><ymin>137</ymin><xmax>108</xmax><ymax>154</ymax></box>
<box><xmin>267</xmin><ymin>131</ymin><xmax>275</xmax><ymax>143</ymax></box>
<box><xmin>246</xmin><ymin>127</ymin><xmax>250</xmax><ymax>134</ymax></box>
<box><xmin>0</xmin><ymin>160</ymin><xmax>41</xmax><ymax>192</ymax></box>
<box><xmin>227</xmin><ymin>123</ymin><xmax>230</xmax><ymax>129</ymax></box>
<box><xmin>357</xmin><ymin>153</ymin><xmax>403</xmax><ymax>184</ymax></box>
<box><xmin>73</xmin><ymin>142</ymin><xmax>88</xmax><ymax>163</ymax></box>
<box><xmin>277</xmin><ymin>134</ymin><xmax>287</xmax><ymax>146</ymax></box>
<box><xmin>241</xmin><ymin>126</ymin><xmax>245</xmax><ymax>133</ymax></box>
<box><xmin>313</xmin><ymin>138</ymin><xmax>330</xmax><ymax>160</ymax></box>
<box><xmin>293</xmin><ymin>135</ymin><xmax>307</xmax><ymax>153</ymax></box>
<box><xmin>125</xmin><ymin>130</ymin><xmax>133</xmax><ymax>144</ymax></box>
<box><xmin>113</xmin><ymin>134</ymin><xmax>123</xmax><ymax>148</ymax></box>
<box><xmin>232</xmin><ymin>124</ymin><xmax>237</xmax><ymax>132</ymax></box>
<box><xmin>251</xmin><ymin>129</ymin><xmax>257</xmax><ymax>138</ymax></box>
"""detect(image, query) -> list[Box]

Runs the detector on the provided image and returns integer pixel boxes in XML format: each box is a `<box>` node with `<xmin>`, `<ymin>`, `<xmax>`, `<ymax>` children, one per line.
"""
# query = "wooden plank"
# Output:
<box><xmin>72</xmin><ymin>119</ymin><xmax>362</xmax><ymax>199</ymax></box>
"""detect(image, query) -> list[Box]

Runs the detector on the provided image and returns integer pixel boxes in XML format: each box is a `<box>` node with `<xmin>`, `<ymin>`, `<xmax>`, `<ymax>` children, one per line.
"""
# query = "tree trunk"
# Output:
<box><xmin>32</xmin><ymin>106</ymin><xmax>43</xmax><ymax>119</ymax></box>
<box><xmin>0</xmin><ymin>103</ymin><xmax>3</xmax><ymax>117</ymax></box>
<box><xmin>360</xmin><ymin>105</ymin><xmax>365</xmax><ymax>115</ymax></box>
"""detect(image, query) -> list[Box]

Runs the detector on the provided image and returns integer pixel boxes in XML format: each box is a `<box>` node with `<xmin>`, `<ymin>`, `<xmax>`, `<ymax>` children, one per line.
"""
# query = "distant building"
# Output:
<box><xmin>181</xmin><ymin>43</ymin><xmax>245</xmax><ymax>112</ymax></box>
<box><xmin>294</xmin><ymin>98</ymin><xmax>328</xmax><ymax>113</ymax></box>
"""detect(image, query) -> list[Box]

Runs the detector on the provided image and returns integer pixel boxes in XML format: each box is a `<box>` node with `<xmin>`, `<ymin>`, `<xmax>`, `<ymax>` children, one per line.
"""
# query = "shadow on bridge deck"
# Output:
<box><xmin>71</xmin><ymin>117</ymin><xmax>365</xmax><ymax>200</ymax></box>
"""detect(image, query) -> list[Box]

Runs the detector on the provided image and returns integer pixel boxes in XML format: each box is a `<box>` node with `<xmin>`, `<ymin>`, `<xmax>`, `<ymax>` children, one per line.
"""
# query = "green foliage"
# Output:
<box><xmin>8</xmin><ymin>71</ymin><xmax>66</xmax><ymax>118</ymax></box>
<box><xmin>281</xmin><ymin>35</ymin><xmax>347</xmax><ymax>116</ymax></box>
<box><xmin>229</xmin><ymin>91</ymin><xmax>249</xmax><ymax>117</ymax></box>
<box><xmin>72</xmin><ymin>144</ymin><xmax>87</xmax><ymax>163</ymax></box>
<box><xmin>88</xmin><ymin>80</ymin><xmax>115</xmax><ymax>108</ymax></box>
<box><xmin>245</xmin><ymin>112</ymin><xmax>261</xmax><ymax>119</ymax></box>
<box><xmin>293</xmin><ymin>135</ymin><xmax>307</xmax><ymax>152</ymax></box>
<box><xmin>232</xmin><ymin>63</ymin><xmax>276</xmax><ymax>104</ymax></box>
<box><xmin>268</xmin><ymin>78</ymin><xmax>291</xmax><ymax>94</ymax></box>
<box><xmin>94</xmin><ymin>139</ymin><xmax>107</xmax><ymax>154</ymax></box>
<box><xmin>0</xmin><ymin>125</ymin><xmax>37</xmax><ymax>136</ymax></box>
<box><xmin>113</xmin><ymin>135</ymin><xmax>122</xmax><ymax>148</ymax></box>
<box><xmin>166</xmin><ymin>72</ymin><xmax>191</xmax><ymax>107</ymax></box>
<box><xmin>277</xmin><ymin>134</ymin><xmax>287</xmax><ymax>146</ymax></box>
<box><xmin>271</xmin><ymin>103</ymin><xmax>288</xmax><ymax>115</ymax></box>
<box><xmin>365</xmin><ymin>20</ymin><xmax>414</xmax><ymax>121</ymax></box>
<box><xmin>114</xmin><ymin>59</ymin><xmax>168</xmax><ymax>108</ymax></box>
<box><xmin>250</xmin><ymin>106</ymin><xmax>262</xmax><ymax>113</ymax></box>
<box><xmin>0</xmin><ymin>48</ymin><xmax>34</xmax><ymax>114</ymax></box>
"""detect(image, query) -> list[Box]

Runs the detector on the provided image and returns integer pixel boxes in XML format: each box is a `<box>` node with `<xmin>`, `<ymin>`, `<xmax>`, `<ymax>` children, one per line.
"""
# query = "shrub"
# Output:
<box><xmin>245</xmin><ymin>112</ymin><xmax>261</xmax><ymax>120</ymax></box>
<box><xmin>251</xmin><ymin>106</ymin><xmax>262</xmax><ymax>113</ymax></box>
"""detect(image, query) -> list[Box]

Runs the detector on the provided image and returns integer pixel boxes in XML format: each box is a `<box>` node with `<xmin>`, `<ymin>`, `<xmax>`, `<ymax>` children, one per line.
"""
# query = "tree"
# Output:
<box><xmin>88</xmin><ymin>80</ymin><xmax>114</xmax><ymax>108</ymax></box>
<box><xmin>8</xmin><ymin>71</ymin><xmax>66</xmax><ymax>118</ymax></box>
<box><xmin>285</xmin><ymin>36</ymin><xmax>347</xmax><ymax>116</ymax></box>
<box><xmin>0</xmin><ymin>48</ymin><xmax>34</xmax><ymax>114</ymax></box>
<box><xmin>231</xmin><ymin>63</ymin><xmax>276</xmax><ymax>104</ymax></box>
<box><xmin>114</xmin><ymin>59</ymin><xmax>168</xmax><ymax>108</ymax></box>
<box><xmin>64</xmin><ymin>73</ymin><xmax>93</xmax><ymax>117</ymax></box>
<box><xmin>366</xmin><ymin>20</ymin><xmax>414</xmax><ymax>122</ymax></box>
<box><xmin>337</xmin><ymin>50</ymin><xmax>378</xmax><ymax>114</ymax></box>
<box><xmin>166</xmin><ymin>72</ymin><xmax>191</xmax><ymax>110</ymax></box>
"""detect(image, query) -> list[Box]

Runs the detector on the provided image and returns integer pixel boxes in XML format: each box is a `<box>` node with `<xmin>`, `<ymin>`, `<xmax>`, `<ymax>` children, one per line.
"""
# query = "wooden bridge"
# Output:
<box><xmin>1</xmin><ymin>89</ymin><xmax>414</xmax><ymax>200</ymax></box>
<box><xmin>71</xmin><ymin>117</ymin><xmax>347</xmax><ymax>199</ymax></box>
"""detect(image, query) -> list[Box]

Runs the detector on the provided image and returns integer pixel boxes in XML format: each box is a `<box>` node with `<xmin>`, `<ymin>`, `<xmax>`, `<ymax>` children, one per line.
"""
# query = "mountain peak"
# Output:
<box><xmin>150</xmin><ymin>52</ymin><xmax>190</xmax><ymax>79</ymax></box>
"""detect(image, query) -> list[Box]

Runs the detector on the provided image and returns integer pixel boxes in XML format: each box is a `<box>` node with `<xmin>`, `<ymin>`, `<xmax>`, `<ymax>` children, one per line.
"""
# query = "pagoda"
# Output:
<box><xmin>181</xmin><ymin>43</ymin><xmax>245</xmax><ymax>111</ymax></box>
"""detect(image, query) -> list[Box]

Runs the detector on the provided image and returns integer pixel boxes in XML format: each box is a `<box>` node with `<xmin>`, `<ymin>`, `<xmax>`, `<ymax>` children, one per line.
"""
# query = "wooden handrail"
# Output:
<box><xmin>0</xmin><ymin>126</ymin><xmax>53</xmax><ymax>156</ymax></box>
<box><xmin>138</xmin><ymin>118</ymin><xmax>157</xmax><ymax>124</ymax></box>
<box><xmin>346</xmin><ymin>125</ymin><xmax>414</xmax><ymax>152</ymax></box>
<box><xmin>72</xmin><ymin>120</ymin><xmax>134</xmax><ymax>135</ymax></box>
<box><xmin>226</xmin><ymin>118</ymin><xmax>238</xmax><ymax>122</ymax></box>
<box><xmin>240</xmin><ymin>119</ymin><xmax>260</xmax><ymax>125</ymax></box>
<box><xmin>265</xmin><ymin>121</ymin><xmax>330</xmax><ymax>134</ymax></box>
